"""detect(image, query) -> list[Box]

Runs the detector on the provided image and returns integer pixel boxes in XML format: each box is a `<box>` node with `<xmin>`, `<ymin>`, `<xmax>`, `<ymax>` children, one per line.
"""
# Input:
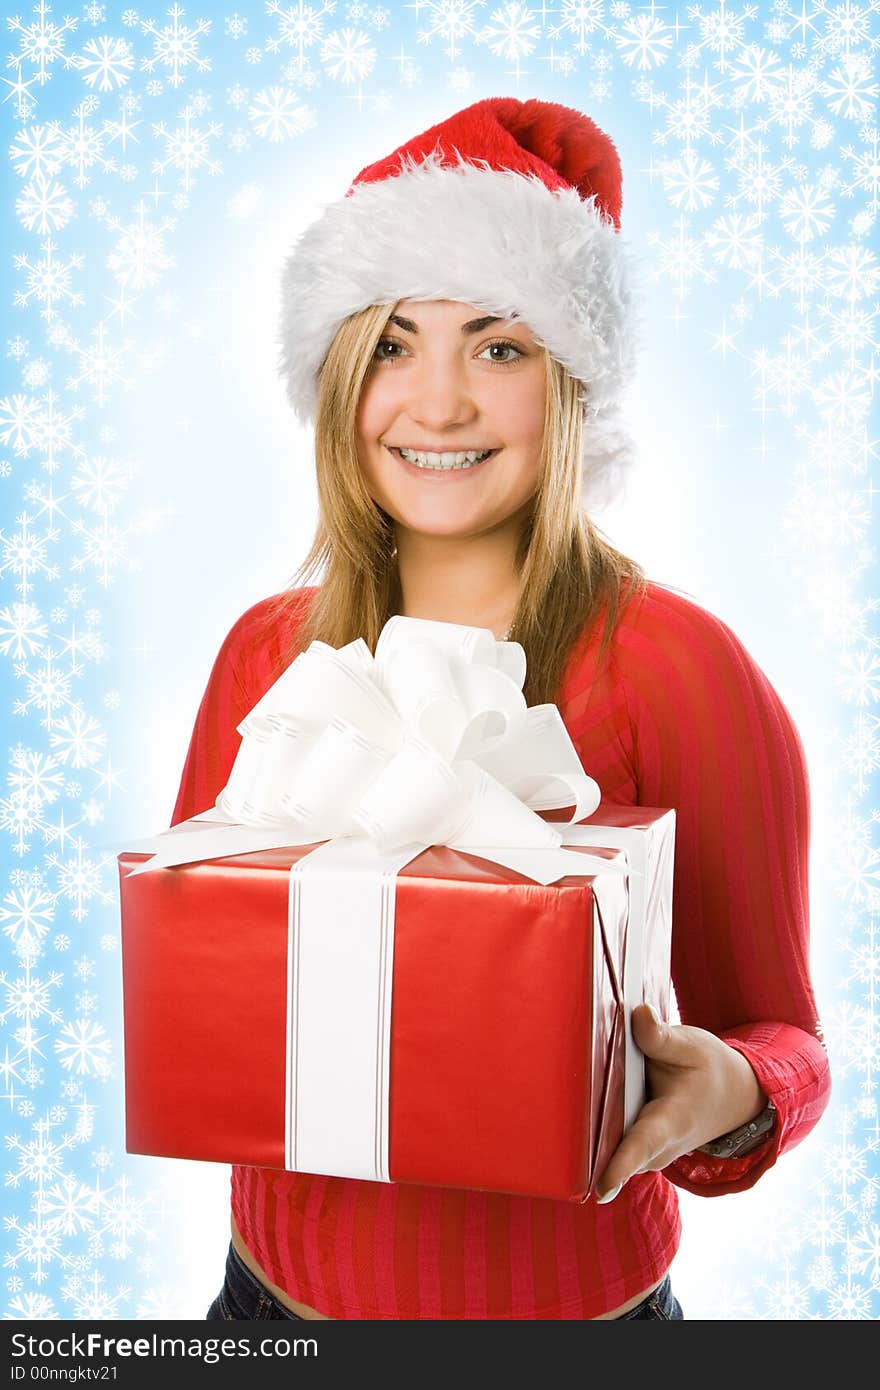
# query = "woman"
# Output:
<box><xmin>172</xmin><ymin>98</ymin><xmax>831</xmax><ymax>1320</ymax></box>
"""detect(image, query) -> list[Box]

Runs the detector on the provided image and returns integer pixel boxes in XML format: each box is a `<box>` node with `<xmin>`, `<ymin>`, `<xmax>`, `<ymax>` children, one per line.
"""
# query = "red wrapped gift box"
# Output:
<box><xmin>118</xmin><ymin>806</ymin><xmax>673</xmax><ymax>1202</ymax></box>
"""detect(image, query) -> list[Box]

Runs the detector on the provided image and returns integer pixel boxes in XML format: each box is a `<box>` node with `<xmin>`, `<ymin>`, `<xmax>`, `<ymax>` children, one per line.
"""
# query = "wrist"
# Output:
<box><xmin>722</xmin><ymin>1042</ymin><xmax>768</xmax><ymax>1131</ymax></box>
<box><xmin>697</xmin><ymin>1099</ymin><xmax>777</xmax><ymax>1159</ymax></box>
<box><xmin>694</xmin><ymin>1042</ymin><xmax>772</xmax><ymax>1159</ymax></box>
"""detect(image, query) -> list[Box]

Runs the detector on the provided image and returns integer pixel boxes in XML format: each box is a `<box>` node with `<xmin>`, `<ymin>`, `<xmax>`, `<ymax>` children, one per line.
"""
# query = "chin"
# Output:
<box><xmin>397</xmin><ymin>518</ymin><xmax>479</xmax><ymax>538</ymax></box>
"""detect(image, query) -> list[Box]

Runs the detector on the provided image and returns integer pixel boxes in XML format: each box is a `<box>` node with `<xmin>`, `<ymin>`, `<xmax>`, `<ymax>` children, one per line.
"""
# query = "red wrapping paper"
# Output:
<box><xmin>118</xmin><ymin>832</ymin><xmax>635</xmax><ymax>1202</ymax></box>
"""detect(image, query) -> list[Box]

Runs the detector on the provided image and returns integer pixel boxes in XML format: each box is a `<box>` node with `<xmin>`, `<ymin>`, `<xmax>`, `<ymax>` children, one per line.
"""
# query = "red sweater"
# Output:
<box><xmin>171</xmin><ymin>581</ymin><xmax>830</xmax><ymax>1319</ymax></box>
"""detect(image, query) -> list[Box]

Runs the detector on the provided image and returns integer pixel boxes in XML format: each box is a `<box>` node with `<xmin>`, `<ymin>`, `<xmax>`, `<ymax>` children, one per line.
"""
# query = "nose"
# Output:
<box><xmin>405</xmin><ymin>357</ymin><xmax>478</xmax><ymax>433</ymax></box>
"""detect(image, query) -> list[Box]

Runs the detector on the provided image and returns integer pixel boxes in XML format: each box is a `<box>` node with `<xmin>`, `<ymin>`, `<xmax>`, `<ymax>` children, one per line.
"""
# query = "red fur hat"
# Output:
<box><xmin>279</xmin><ymin>97</ymin><xmax>644</xmax><ymax>509</ymax></box>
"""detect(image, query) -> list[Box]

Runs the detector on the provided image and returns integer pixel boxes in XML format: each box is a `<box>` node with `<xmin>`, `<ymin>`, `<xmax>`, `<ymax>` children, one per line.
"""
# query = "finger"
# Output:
<box><xmin>630</xmin><ymin>1003</ymin><xmax>668</xmax><ymax>1058</ymax></box>
<box><xmin>594</xmin><ymin>1104</ymin><xmax>671</xmax><ymax>1201</ymax></box>
<box><xmin>631</xmin><ymin>1004</ymin><xmax>696</xmax><ymax>1069</ymax></box>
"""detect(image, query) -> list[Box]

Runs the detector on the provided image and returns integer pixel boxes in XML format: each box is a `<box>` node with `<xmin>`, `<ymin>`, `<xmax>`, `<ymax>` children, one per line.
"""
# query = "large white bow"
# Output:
<box><xmin>127</xmin><ymin>615</ymin><xmax>603</xmax><ymax>877</ymax></box>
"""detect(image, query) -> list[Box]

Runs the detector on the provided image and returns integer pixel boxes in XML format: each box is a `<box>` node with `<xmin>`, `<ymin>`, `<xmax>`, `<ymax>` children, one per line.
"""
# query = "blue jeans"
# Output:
<box><xmin>616</xmin><ymin>1273</ymin><xmax>684</xmax><ymax>1320</ymax></box>
<box><xmin>206</xmin><ymin>1241</ymin><xmax>304</xmax><ymax>1320</ymax></box>
<box><xmin>206</xmin><ymin>1241</ymin><xmax>683</xmax><ymax>1320</ymax></box>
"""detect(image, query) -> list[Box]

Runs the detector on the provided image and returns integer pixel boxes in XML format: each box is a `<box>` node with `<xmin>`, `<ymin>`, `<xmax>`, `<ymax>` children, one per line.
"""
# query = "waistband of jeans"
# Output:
<box><xmin>615</xmin><ymin>1273</ymin><xmax>672</xmax><ymax>1319</ymax></box>
<box><xmin>226</xmin><ymin>1239</ymin><xmax>303</xmax><ymax>1318</ymax></box>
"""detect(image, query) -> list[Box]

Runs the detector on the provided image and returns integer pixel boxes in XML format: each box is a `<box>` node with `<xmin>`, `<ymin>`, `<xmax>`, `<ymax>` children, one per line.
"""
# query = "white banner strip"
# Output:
<box><xmin>286</xmin><ymin>837</ymin><xmax>427</xmax><ymax>1182</ymax></box>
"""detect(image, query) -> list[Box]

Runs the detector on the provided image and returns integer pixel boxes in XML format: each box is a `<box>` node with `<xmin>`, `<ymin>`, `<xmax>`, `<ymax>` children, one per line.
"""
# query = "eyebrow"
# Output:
<box><xmin>386</xmin><ymin>312</ymin><xmax>508</xmax><ymax>336</ymax></box>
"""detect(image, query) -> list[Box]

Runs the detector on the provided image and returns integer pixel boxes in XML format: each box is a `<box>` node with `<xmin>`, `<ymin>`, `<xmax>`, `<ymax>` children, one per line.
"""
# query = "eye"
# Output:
<box><xmin>479</xmin><ymin>339</ymin><xmax>525</xmax><ymax>367</ymax></box>
<box><xmin>372</xmin><ymin>337</ymin><xmax>407</xmax><ymax>364</ymax></box>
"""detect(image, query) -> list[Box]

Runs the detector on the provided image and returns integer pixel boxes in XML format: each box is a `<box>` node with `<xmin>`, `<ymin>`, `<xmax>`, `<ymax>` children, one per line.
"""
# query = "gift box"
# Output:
<box><xmin>117</xmin><ymin>614</ymin><xmax>674</xmax><ymax>1202</ymax></box>
<box><xmin>119</xmin><ymin>805</ymin><xmax>673</xmax><ymax>1203</ymax></box>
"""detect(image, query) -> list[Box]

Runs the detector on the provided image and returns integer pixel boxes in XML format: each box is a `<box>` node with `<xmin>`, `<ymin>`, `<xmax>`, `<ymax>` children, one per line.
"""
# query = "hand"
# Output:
<box><xmin>594</xmin><ymin>1003</ymin><xmax>768</xmax><ymax>1203</ymax></box>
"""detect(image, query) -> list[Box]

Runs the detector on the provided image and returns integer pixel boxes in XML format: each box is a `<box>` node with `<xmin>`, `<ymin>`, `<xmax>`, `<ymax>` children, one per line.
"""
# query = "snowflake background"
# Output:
<box><xmin>1</xmin><ymin>0</ymin><xmax>877</xmax><ymax>1321</ymax></box>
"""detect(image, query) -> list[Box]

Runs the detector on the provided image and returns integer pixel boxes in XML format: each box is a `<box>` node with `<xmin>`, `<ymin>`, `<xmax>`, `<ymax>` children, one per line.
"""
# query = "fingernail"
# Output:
<box><xmin>596</xmin><ymin>1183</ymin><xmax>622</xmax><ymax>1205</ymax></box>
<box><xmin>646</xmin><ymin>1004</ymin><xmax>661</xmax><ymax>1028</ymax></box>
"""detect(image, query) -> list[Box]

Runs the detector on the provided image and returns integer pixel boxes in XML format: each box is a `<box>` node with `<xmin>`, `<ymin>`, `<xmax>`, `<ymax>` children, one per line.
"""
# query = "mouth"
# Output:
<box><xmin>385</xmin><ymin>445</ymin><xmax>500</xmax><ymax>476</ymax></box>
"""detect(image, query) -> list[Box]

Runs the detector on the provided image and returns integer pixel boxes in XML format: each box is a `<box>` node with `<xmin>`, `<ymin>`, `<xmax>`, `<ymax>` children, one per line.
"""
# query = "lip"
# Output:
<box><xmin>386</xmin><ymin>445</ymin><xmax>499</xmax><ymax>477</ymax></box>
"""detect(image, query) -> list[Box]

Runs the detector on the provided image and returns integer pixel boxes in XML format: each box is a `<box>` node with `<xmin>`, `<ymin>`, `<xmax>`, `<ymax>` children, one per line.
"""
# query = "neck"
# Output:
<box><xmin>394</xmin><ymin>514</ymin><xmax>525</xmax><ymax>638</ymax></box>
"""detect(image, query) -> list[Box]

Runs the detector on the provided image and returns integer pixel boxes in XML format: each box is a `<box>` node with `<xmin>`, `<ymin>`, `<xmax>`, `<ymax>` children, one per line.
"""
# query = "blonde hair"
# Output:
<box><xmin>261</xmin><ymin>302</ymin><xmax>647</xmax><ymax>707</ymax></box>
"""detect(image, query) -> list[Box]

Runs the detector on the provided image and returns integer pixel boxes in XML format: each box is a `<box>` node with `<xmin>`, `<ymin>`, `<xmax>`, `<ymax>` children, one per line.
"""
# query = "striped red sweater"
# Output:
<box><xmin>171</xmin><ymin>581</ymin><xmax>830</xmax><ymax>1320</ymax></box>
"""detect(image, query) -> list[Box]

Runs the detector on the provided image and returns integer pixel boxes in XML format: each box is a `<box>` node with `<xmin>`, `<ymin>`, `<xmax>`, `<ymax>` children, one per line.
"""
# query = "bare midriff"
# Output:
<box><xmin>230</xmin><ymin>1213</ymin><xmax>663</xmax><ymax>1320</ymax></box>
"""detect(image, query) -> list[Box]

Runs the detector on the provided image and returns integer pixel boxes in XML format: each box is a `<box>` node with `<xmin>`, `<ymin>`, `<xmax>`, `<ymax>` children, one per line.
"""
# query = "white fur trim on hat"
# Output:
<box><xmin>278</xmin><ymin>151</ymin><xmax>646</xmax><ymax>509</ymax></box>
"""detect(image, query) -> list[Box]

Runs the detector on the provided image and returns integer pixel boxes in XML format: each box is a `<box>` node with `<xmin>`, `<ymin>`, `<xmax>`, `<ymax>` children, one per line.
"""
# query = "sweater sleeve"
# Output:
<box><xmin>614</xmin><ymin>587</ymin><xmax>831</xmax><ymax>1196</ymax></box>
<box><xmin>170</xmin><ymin>589</ymin><xmax>316</xmax><ymax>829</ymax></box>
<box><xmin>170</xmin><ymin>602</ymin><xmax>273</xmax><ymax>829</ymax></box>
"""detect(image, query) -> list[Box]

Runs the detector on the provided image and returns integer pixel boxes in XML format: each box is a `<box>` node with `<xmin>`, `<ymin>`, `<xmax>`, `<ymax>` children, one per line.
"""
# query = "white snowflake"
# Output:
<box><xmin>659</xmin><ymin>149</ymin><xmax>720</xmax><ymax>211</ymax></box>
<box><xmin>64</xmin><ymin>323</ymin><xmax>134</xmax><ymax>409</ymax></box>
<box><xmin>38</xmin><ymin>1175</ymin><xmax>98</xmax><ymax>1235</ymax></box>
<box><xmin>225</xmin><ymin>13</ymin><xmax>248</xmax><ymax>42</ymax></box>
<box><xmin>4</xmin><ymin>1291</ymin><xmax>58</xmax><ymax>1318</ymax></box>
<box><xmin>0</xmin><ymin>884</ymin><xmax>55</xmax><ymax>958</ymax></box>
<box><xmin>839</xmin><ymin>717</ymin><xmax>878</xmax><ymax>795</ymax></box>
<box><xmin>48</xmin><ymin>709</ymin><xmax>107</xmax><ymax>770</ymax></box>
<box><xmin>11</xmin><ymin>240</ymin><xmax>85</xmax><ymax>326</ymax></box>
<box><xmin>320</xmin><ymin>26</ymin><xmax>377</xmax><ymax>82</ymax></box>
<box><xmin>45</xmin><ymin>839</ymin><xmax>115</xmax><ymax>924</ymax></box>
<box><xmin>835</xmin><ymin>646</ymin><xmax>880</xmax><ymax>707</ymax></box>
<box><xmin>12</xmin><ymin>647</ymin><xmax>80</xmax><ymax>731</ymax></box>
<box><xmin>63</xmin><ymin>1267</ymin><xmax>131</xmax><ymax>1319</ymax></box>
<box><xmin>94</xmin><ymin>1175</ymin><xmax>150</xmax><ymax>1258</ymax></box>
<box><xmin>57</xmin><ymin>101</ymin><xmax>118</xmax><ymax>190</ymax></box>
<box><xmin>410</xmin><ymin>0</ymin><xmax>483</xmax><ymax>62</ymax></box>
<box><xmin>151</xmin><ymin>106</ymin><xmax>223</xmax><ymax>191</ymax></box>
<box><xmin>77</xmin><ymin>35</ymin><xmax>136</xmax><ymax>93</ymax></box>
<box><xmin>53</xmin><ymin>1019</ymin><xmax>112</xmax><ymax>1079</ymax></box>
<box><xmin>826</xmin><ymin>1276</ymin><xmax>873</xmax><ymax>1318</ymax></box>
<box><xmin>705</xmin><ymin>211</ymin><xmax>764</xmax><ymax>269</ymax></box>
<box><xmin>0</xmin><ymin>791</ymin><xmax>50</xmax><ymax>862</ymax></box>
<box><xmin>9</xmin><ymin>746</ymin><xmax>65</xmax><ymax>810</ymax></box>
<box><xmin>69</xmin><ymin>515</ymin><xmax>133</xmax><ymax>589</ymax></box>
<box><xmin>265</xmin><ymin>0</ymin><xmax>336</xmax><ymax>65</ymax></box>
<box><xmin>779</xmin><ymin>181</ymin><xmax>837</xmax><ymax>241</ymax></box>
<box><xmin>15</xmin><ymin>176</ymin><xmax>76</xmax><ymax>236</ymax></box>
<box><xmin>247</xmin><ymin>87</ymin><xmax>314</xmax><ymax>141</ymax></box>
<box><xmin>6</xmin><ymin>2</ymin><xmax>80</xmax><ymax>88</ymax></box>
<box><xmin>761</xmin><ymin>1270</ymin><xmax>814</xmax><ymax>1319</ymax></box>
<box><xmin>9</xmin><ymin>125</ymin><xmax>68</xmax><ymax>182</ymax></box>
<box><xmin>104</xmin><ymin>200</ymin><xmax>176</xmax><ymax>292</ymax></box>
<box><xmin>0</xmin><ymin>600</ymin><xmax>46</xmax><ymax>658</ymax></box>
<box><xmin>847</xmin><ymin>1223</ymin><xmax>880</xmax><ymax>1283</ymax></box>
<box><xmin>6</xmin><ymin>1113</ymin><xmax>78</xmax><ymax>1191</ymax></box>
<box><xmin>139</xmin><ymin>5</ymin><xmax>212</xmax><ymax>89</ymax></box>
<box><xmin>616</xmin><ymin>12</ymin><xmax>675</xmax><ymax>70</ymax></box>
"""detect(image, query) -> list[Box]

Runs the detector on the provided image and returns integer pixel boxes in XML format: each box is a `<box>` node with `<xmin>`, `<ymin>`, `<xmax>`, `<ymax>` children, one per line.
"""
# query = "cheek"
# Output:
<box><xmin>504</xmin><ymin>377</ymin><xmax>546</xmax><ymax>449</ymax></box>
<box><xmin>529</xmin><ymin>373</ymin><xmax>548</xmax><ymax>425</ymax></box>
<box><xmin>355</xmin><ymin>366</ymin><xmax>376</xmax><ymax>415</ymax></box>
<box><xmin>355</xmin><ymin>392</ymin><xmax>384</xmax><ymax>468</ymax></box>
<box><xmin>357</xmin><ymin>369</ymin><xmax>399</xmax><ymax>430</ymax></box>
<box><xmin>493</xmin><ymin>357</ymin><xmax>543</xmax><ymax>408</ymax></box>
<box><xmin>355</xmin><ymin>388</ymin><xmax>397</xmax><ymax>496</ymax></box>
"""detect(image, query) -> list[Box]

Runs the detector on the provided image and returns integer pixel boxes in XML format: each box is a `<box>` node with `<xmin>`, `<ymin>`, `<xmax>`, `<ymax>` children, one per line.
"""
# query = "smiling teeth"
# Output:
<box><xmin>398</xmin><ymin>447</ymin><xmax>492</xmax><ymax>470</ymax></box>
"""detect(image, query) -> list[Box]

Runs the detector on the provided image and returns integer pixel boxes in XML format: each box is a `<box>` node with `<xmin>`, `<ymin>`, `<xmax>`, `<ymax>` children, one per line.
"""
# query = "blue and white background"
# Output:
<box><xmin>1</xmin><ymin>0</ymin><xmax>877</xmax><ymax>1321</ymax></box>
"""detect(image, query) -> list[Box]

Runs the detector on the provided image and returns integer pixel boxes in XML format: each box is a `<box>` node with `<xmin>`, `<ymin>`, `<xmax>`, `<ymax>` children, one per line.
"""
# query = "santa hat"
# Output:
<box><xmin>278</xmin><ymin>97</ymin><xmax>644</xmax><ymax>509</ymax></box>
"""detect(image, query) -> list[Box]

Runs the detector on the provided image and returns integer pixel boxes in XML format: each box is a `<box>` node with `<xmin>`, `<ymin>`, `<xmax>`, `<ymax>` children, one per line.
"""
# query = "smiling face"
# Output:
<box><xmin>355</xmin><ymin>299</ymin><xmax>547</xmax><ymax>544</ymax></box>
